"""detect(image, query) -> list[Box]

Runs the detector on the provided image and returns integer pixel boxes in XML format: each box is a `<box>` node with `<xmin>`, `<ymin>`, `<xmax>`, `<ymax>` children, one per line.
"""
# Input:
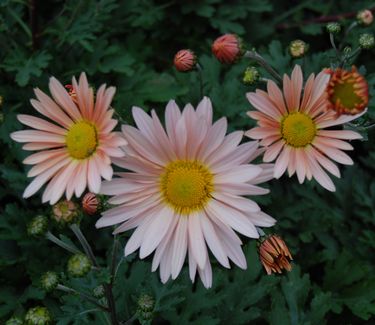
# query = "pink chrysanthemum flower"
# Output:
<box><xmin>246</xmin><ymin>65</ymin><xmax>365</xmax><ymax>192</ymax></box>
<box><xmin>96</xmin><ymin>97</ymin><xmax>275</xmax><ymax>288</ymax></box>
<box><xmin>11</xmin><ymin>73</ymin><xmax>126</xmax><ymax>204</ymax></box>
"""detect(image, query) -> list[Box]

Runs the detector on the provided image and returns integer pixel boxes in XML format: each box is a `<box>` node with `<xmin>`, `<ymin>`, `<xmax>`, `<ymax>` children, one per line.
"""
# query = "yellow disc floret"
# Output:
<box><xmin>66</xmin><ymin>121</ymin><xmax>98</xmax><ymax>159</ymax></box>
<box><xmin>160</xmin><ymin>160</ymin><xmax>213</xmax><ymax>214</ymax></box>
<box><xmin>281</xmin><ymin>112</ymin><xmax>316</xmax><ymax>147</ymax></box>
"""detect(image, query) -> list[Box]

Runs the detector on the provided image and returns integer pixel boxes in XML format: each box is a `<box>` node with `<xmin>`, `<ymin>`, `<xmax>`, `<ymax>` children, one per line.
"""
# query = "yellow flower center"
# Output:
<box><xmin>331</xmin><ymin>79</ymin><xmax>363</xmax><ymax>110</ymax></box>
<box><xmin>281</xmin><ymin>112</ymin><xmax>316</xmax><ymax>147</ymax></box>
<box><xmin>66</xmin><ymin>121</ymin><xmax>98</xmax><ymax>159</ymax></box>
<box><xmin>160</xmin><ymin>160</ymin><xmax>213</xmax><ymax>214</ymax></box>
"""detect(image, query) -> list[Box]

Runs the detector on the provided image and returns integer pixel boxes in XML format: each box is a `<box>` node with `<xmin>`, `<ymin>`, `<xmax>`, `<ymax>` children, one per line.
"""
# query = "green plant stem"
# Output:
<box><xmin>244</xmin><ymin>51</ymin><xmax>283</xmax><ymax>85</ymax></box>
<box><xmin>339</xmin><ymin>21</ymin><xmax>358</xmax><ymax>51</ymax></box>
<box><xmin>256</xmin><ymin>227</ymin><xmax>266</xmax><ymax>237</ymax></box>
<box><xmin>45</xmin><ymin>231</ymin><xmax>82</xmax><ymax>255</ymax></box>
<box><xmin>329</xmin><ymin>33</ymin><xmax>340</xmax><ymax>61</ymax></box>
<box><xmin>56</xmin><ymin>284</ymin><xmax>109</xmax><ymax>312</ymax></box>
<box><xmin>196</xmin><ymin>63</ymin><xmax>204</xmax><ymax>98</ymax></box>
<box><xmin>122</xmin><ymin>314</ymin><xmax>137</xmax><ymax>325</ymax></box>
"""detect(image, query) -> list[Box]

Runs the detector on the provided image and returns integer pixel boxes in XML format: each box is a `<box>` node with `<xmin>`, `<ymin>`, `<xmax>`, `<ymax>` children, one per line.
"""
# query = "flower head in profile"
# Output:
<box><xmin>96</xmin><ymin>97</ymin><xmax>275</xmax><ymax>288</ymax></box>
<box><xmin>212</xmin><ymin>34</ymin><xmax>243</xmax><ymax>64</ymax></box>
<box><xmin>246</xmin><ymin>65</ymin><xmax>364</xmax><ymax>192</ymax></box>
<box><xmin>326</xmin><ymin>66</ymin><xmax>368</xmax><ymax>115</ymax></box>
<box><xmin>11</xmin><ymin>73</ymin><xmax>126</xmax><ymax>204</ymax></box>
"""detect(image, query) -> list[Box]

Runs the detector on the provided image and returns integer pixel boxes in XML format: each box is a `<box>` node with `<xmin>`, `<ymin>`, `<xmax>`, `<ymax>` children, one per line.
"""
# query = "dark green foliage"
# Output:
<box><xmin>1</xmin><ymin>0</ymin><xmax>375</xmax><ymax>324</ymax></box>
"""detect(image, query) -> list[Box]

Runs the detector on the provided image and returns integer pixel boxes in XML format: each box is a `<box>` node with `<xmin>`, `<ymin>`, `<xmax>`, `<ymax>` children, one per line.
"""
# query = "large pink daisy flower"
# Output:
<box><xmin>96</xmin><ymin>97</ymin><xmax>275</xmax><ymax>288</ymax></box>
<box><xmin>11</xmin><ymin>73</ymin><xmax>126</xmax><ymax>204</ymax></box>
<box><xmin>246</xmin><ymin>65</ymin><xmax>365</xmax><ymax>192</ymax></box>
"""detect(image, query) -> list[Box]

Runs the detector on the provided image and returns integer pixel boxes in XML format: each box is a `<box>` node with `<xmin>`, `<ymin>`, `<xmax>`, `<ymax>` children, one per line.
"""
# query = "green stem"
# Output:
<box><xmin>56</xmin><ymin>284</ymin><xmax>109</xmax><ymax>311</ymax></box>
<box><xmin>339</xmin><ymin>21</ymin><xmax>358</xmax><ymax>51</ymax></box>
<box><xmin>45</xmin><ymin>231</ymin><xmax>82</xmax><ymax>255</ymax></box>
<box><xmin>256</xmin><ymin>227</ymin><xmax>266</xmax><ymax>237</ymax></box>
<box><xmin>196</xmin><ymin>63</ymin><xmax>204</xmax><ymax>98</ymax></box>
<box><xmin>244</xmin><ymin>51</ymin><xmax>283</xmax><ymax>85</ymax></box>
<box><xmin>122</xmin><ymin>314</ymin><xmax>137</xmax><ymax>325</ymax></box>
<box><xmin>329</xmin><ymin>33</ymin><xmax>340</xmax><ymax>61</ymax></box>
<box><xmin>69</xmin><ymin>224</ymin><xmax>98</xmax><ymax>266</ymax></box>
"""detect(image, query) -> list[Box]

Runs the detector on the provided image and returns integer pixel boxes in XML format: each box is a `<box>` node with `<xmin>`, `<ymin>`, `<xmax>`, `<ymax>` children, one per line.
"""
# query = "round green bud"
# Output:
<box><xmin>326</xmin><ymin>22</ymin><xmax>341</xmax><ymax>34</ymax></box>
<box><xmin>67</xmin><ymin>254</ymin><xmax>92</xmax><ymax>277</ymax></box>
<box><xmin>242</xmin><ymin>66</ymin><xmax>260</xmax><ymax>85</ymax></box>
<box><xmin>40</xmin><ymin>271</ymin><xmax>59</xmax><ymax>292</ymax></box>
<box><xmin>359</xmin><ymin>33</ymin><xmax>374</xmax><ymax>49</ymax></box>
<box><xmin>289</xmin><ymin>39</ymin><xmax>309</xmax><ymax>58</ymax></box>
<box><xmin>137</xmin><ymin>294</ymin><xmax>155</xmax><ymax>312</ymax></box>
<box><xmin>27</xmin><ymin>215</ymin><xmax>48</xmax><ymax>237</ymax></box>
<box><xmin>24</xmin><ymin>306</ymin><xmax>52</xmax><ymax>325</ymax></box>
<box><xmin>93</xmin><ymin>285</ymin><xmax>105</xmax><ymax>299</ymax></box>
<box><xmin>5</xmin><ymin>316</ymin><xmax>23</xmax><ymax>325</ymax></box>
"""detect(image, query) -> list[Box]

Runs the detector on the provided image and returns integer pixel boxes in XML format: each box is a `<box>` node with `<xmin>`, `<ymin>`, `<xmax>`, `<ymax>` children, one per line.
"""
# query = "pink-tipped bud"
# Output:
<box><xmin>212</xmin><ymin>34</ymin><xmax>243</xmax><ymax>64</ymax></box>
<box><xmin>82</xmin><ymin>192</ymin><xmax>99</xmax><ymax>215</ymax></box>
<box><xmin>174</xmin><ymin>49</ymin><xmax>196</xmax><ymax>72</ymax></box>
<box><xmin>357</xmin><ymin>9</ymin><xmax>373</xmax><ymax>26</ymax></box>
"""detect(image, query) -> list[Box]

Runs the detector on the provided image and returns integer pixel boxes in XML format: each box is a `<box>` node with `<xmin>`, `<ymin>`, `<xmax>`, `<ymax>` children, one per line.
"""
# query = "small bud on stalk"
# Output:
<box><xmin>137</xmin><ymin>294</ymin><xmax>155</xmax><ymax>323</ymax></box>
<box><xmin>357</xmin><ymin>9</ymin><xmax>373</xmax><ymax>26</ymax></box>
<box><xmin>212</xmin><ymin>34</ymin><xmax>244</xmax><ymax>64</ymax></box>
<box><xmin>359</xmin><ymin>33</ymin><xmax>375</xmax><ymax>49</ymax></box>
<box><xmin>93</xmin><ymin>285</ymin><xmax>106</xmax><ymax>299</ymax></box>
<box><xmin>24</xmin><ymin>306</ymin><xmax>52</xmax><ymax>325</ymax></box>
<box><xmin>40</xmin><ymin>271</ymin><xmax>59</xmax><ymax>292</ymax></box>
<box><xmin>258</xmin><ymin>234</ymin><xmax>293</xmax><ymax>275</ymax></box>
<box><xmin>82</xmin><ymin>192</ymin><xmax>100</xmax><ymax>215</ymax></box>
<box><xmin>52</xmin><ymin>200</ymin><xmax>80</xmax><ymax>225</ymax></box>
<box><xmin>27</xmin><ymin>215</ymin><xmax>48</xmax><ymax>237</ymax></box>
<box><xmin>5</xmin><ymin>317</ymin><xmax>23</xmax><ymax>325</ymax></box>
<box><xmin>289</xmin><ymin>39</ymin><xmax>309</xmax><ymax>58</ymax></box>
<box><xmin>67</xmin><ymin>254</ymin><xmax>92</xmax><ymax>277</ymax></box>
<box><xmin>242</xmin><ymin>66</ymin><xmax>260</xmax><ymax>85</ymax></box>
<box><xmin>174</xmin><ymin>49</ymin><xmax>197</xmax><ymax>72</ymax></box>
<box><xmin>326</xmin><ymin>22</ymin><xmax>341</xmax><ymax>34</ymax></box>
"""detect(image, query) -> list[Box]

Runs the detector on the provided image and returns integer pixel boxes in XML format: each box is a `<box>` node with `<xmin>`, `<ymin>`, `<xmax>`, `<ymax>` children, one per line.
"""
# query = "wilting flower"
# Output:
<box><xmin>357</xmin><ymin>9</ymin><xmax>373</xmax><ymax>26</ymax></box>
<box><xmin>258</xmin><ymin>234</ymin><xmax>292</xmax><ymax>275</ymax></box>
<box><xmin>82</xmin><ymin>192</ymin><xmax>100</xmax><ymax>215</ymax></box>
<box><xmin>11</xmin><ymin>73</ymin><xmax>126</xmax><ymax>204</ymax></box>
<box><xmin>326</xmin><ymin>66</ymin><xmax>368</xmax><ymax>115</ymax></box>
<box><xmin>212</xmin><ymin>34</ymin><xmax>243</xmax><ymax>64</ymax></box>
<box><xmin>246</xmin><ymin>65</ymin><xmax>365</xmax><ymax>192</ymax></box>
<box><xmin>52</xmin><ymin>200</ymin><xmax>79</xmax><ymax>224</ymax></box>
<box><xmin>174</xmin><ymin>49</ymin><xmax>196</xmax><ymax>72</ymax></box>
<box><xmin>96</xmin><ymin>97</ymin><xmax>275</xmax><ymax>288</ymax></box>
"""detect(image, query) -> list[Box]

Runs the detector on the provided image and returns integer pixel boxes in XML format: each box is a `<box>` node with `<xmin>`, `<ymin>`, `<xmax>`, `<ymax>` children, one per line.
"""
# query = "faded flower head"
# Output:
<box><xmin>212</xmin><ymin>34</ymin><xmax>243</xmax><ymax>64</ymax></box>
<box><xmin>67</xmin><ymin>254</ymin><xmax>92</xmax><ymax>277</ymax></box>
<box><xmin>25</xmin><ymin>306</ymin><xmax>52</xmax><ymax>325</ymax></box>
<box><xmin>82</xmin><ymin>192</ymin><xmax>100</xmax><ymax>215</ymax></box>
<box><xmin>10</xmin><ymin>73</ymin><xmax>126</xmax><ymax>204</ymax></box>
<box><xmin>27</xmin><ymin>215</ymin><xmax>48</xmax><ymax>237</ymax></box>
<box><xmin>174</xmin><ymin>49</ymin><xmax>196</xmax><ymax>72</ymax></box>
<box><xmin>326</xmin><ymin>66</ymin><xmax>368</xmax><ymax>115</ymax></box>
<box><xmin>258</xmin><ymin>234</ymin><xmax>293</xmax><ymax>275</ymax></box>
<box><xmin>52</xmin><ymin>200</ymin><xmax>79</xmax><ymax>224</ymax></box>
<box><xmin>289</xmin><ymin>39</ymin><xmax>309</xmax><ymax>58</ymax></box>
<box><xmin>357</xmin><ymin>9</ymin><xmax>373</xmax><ymax>26</ymax></box>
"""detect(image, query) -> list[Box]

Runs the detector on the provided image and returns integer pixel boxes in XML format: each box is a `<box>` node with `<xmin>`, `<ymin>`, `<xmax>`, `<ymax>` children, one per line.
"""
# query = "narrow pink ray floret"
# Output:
<box><xmin>11</xmin><ymin>73</ymin><xmax>127</xmax><ymax>204</ymax></box>
<box><xmin>246</xmin><ymin>65</ymin><xmax>365</xmax><ymax>192</ymax></box>
<box><xmin>96</xmin><ymin>97</ymin><xmax>276</xmax><ymax>288</ymax></box>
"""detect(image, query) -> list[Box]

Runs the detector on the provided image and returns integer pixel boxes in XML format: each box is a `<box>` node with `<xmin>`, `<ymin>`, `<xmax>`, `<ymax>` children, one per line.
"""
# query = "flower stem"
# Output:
<box><xmin>69</xmin><ymin>224</ymin><xmax>98</xmax><ymax>265</ymax></box>
<box><xmin>56</xmin><ymin>284</ymin><xmax>109</xmax><ymax>312</ymax></box>
<box><xmin>45</xmin><ymin>231</ymin><xmax>82</xmax><ymax>255</ymax></box>
<box><xmin>196</xmin><ymin>63</ymin><xmax>204</xmax><ymax>98</ymax></box>
<box><xmin>256</xmin><ymin>227</ymin><xmax>266</xmax><ymax>237</ymax></box>
<box><xmin>339</xmin><ymin>21</ymin><xmax>358</xmax><ymax>51</ymax></box>
<box><xmin>244</xmin><ymin>51</ymin><xmax>283</xmax><ymax>85</ymax></box>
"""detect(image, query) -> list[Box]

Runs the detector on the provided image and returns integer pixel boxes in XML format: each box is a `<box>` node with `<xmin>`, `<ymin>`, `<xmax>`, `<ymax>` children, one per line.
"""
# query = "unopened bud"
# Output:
<box><xmin>289</xmin><ymin>39</ymin><xmax>309</xmax><ymax>58</ymax></box>
<box><xmin>65</xmin><ymin>84</ymin><xmax>77</xmax><ymax>103</ymax></box>
<box><xmin>52</xmin><ymin>200</ymin><xmax>80</xmax><ymax>225</ymax></box>
<box><xmin>242</xmin><ymin>66</ymin><xmax>260</xmax><ymax>85</ymax></box>
<box><xmin>174</xmin><ymin>49</ymin><xmax>197</xmax><ymax>72</ymax></box>
<box><xmin>93</xmin><ymin>285</ymin><xmax>105</xmax><ymax>299</ymax></box>
<box><xmin>27</xmin><ymin>215</ymin><xmax>48</xmax><ymax>237</ymax></box>
<box><xmin>137</xmin><ymin>294</ymin><xmax>155</xmax><ymax>324</ymax></box>
<box><xmin>67</xmin><ymin>254</ymin><xmax>92</xmax><ymax>277</ymax></box>
<box><xmin>357</xmin><ymin>9</ymin><xmax>373</xmax><ymax>26</ymax></box>
<box><xmin>212</xmin><ymin>34</ymin><xmax>244</xmax><ymax>64</ymax></box>
<box><xmin>359</xmin><ymin>33</ymin><xmax>374</xmax><ymax>49</ymax></box>
<box><xmin>40</xmin><ymin>271</ymin><xmax>59</xmax><ymax>292</ymax></box>
<box><xmin>25</xmin><ymin>306</ymin><xmax>52</xmax><ymax>325</ymax></box>
<box><xmin>82</xmin><ymin>192</ymin><xmax>100</xmax><ymax>215</ymax></box>
<box><xmin>5</xmin><ymin>317</ymin><xmax>23</xmax><ymax>325</ymax></box>
<box><xmin>326</xmin><ymin>22</ymin><xmax>341</xmax><ymax>34</ymax></box>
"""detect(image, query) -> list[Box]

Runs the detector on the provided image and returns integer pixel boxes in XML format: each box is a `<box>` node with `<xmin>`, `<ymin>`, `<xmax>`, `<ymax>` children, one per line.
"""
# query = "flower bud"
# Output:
<box><xmin>82</xmin><ymin>192</ymin><xmax>100</xmax><ymax>215</ymax></box>
<box><xmin>40</xmin><ymin>271</ymin><xmax>59</xmax><ymax>292</ymax></box>
<box><xmin>173</xmin><ymin>49</ymin><xmax>197</xmax><ymax>72</ymax></box>
<box><xmin>5</xmin><ymin>317</ymin><xmax>23</xmax><ymax>325</ymax></box>
<box><xmin>27</xmin><ymin>215</ymin><xmax>48</xmax><ymax>237</ymax></box>
<box><xmin>359</xmin><ymin>33</ymin><xmax>374</xmax><ymax>49</ymax></box>
<box><xmin>289</xmin><ymin>39</ymin><xmax>309</xmax><ymax>58</ymax></box>
<box><xmin>25</xmin><ymin>306</ymin><xmax>52</xmax><ymax>325</ymax></box>
<box><xmin>357</xmin><ymin>9</ymin><xmax>373</xmax><ymax>26</ymax></box>
<box><xmin>65</xmin><ymin>84</ymin><xmax>78</xmax><ymax>103</ymax></box>
<box><xmin>137</xmin><ymin>294</ymin><xmax>155</xmax><ymax>323</ymax></box>
<box><xmin>242</xmin><ymin>66</ymin><xmax>260</xmax><ymax>85</ymax></box>
<box><xmin>326</xmin><ymin>22</ymin><xmax>341</xmax><ymax>34</ymax></box>
<box><xmin>52</xmin><ymin>200</ymin><xmax>80</xmax><ymax>225</ymax></box>
<box><xmin>258</xmin><ymin>234</ymin><xmax>293</xmax><ymax>275</ymax></box>
<box><xmin>93</xmin><ymin>285</ymin><xmax>105</xmax><ymax>299</ymax></box>
<box><xmin>67</xmin><ymin>254</ymin><xmax>92</xmax><ymax>277</ymax></box>
<box><xmin>212</xmin><ymin>34</ymin><xmax>244</xmax><ymax>64</ymax></box>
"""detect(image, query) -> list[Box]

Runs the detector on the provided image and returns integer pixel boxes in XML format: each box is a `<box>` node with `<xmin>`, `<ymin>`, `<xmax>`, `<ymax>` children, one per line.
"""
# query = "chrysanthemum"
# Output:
<box><xmin>246</xmin><ymin>65</ymin><xmax>365</xmax><ymax>192</ymax></box>
<box><xmin>11</xmin><ymin>73</ymin><xmax>126</xmax><ymax>204</ymax></box>
<box><xmin>96</xmin><ymin>97</ymin><xmax>275</xmax><ymax>288</ymax></box>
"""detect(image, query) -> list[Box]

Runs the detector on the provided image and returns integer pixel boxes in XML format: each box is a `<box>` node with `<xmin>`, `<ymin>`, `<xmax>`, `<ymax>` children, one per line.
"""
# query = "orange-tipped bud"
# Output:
<box><xmin>174</xmin><ymin>49</ymin><xmax>196</xmax><ymax>72</ymax></box>
<box><xmin>326</xmin><ymin>66</ymin><xmax>368</xmax><ymax>115</ymax></box>
<box><xmin>212</xmin><ymin>34</ymin><xmax>243</xmax><ymax>64</ymax></box>
<box><xmin>258</xmin><ymin>234</ymin><xmax>293</xmax><ymax>275</ymax></box>
<box><xmin>82</xmin><ymin>192</ymin><xmax>99</xmax><ymax>215</ymax></box>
